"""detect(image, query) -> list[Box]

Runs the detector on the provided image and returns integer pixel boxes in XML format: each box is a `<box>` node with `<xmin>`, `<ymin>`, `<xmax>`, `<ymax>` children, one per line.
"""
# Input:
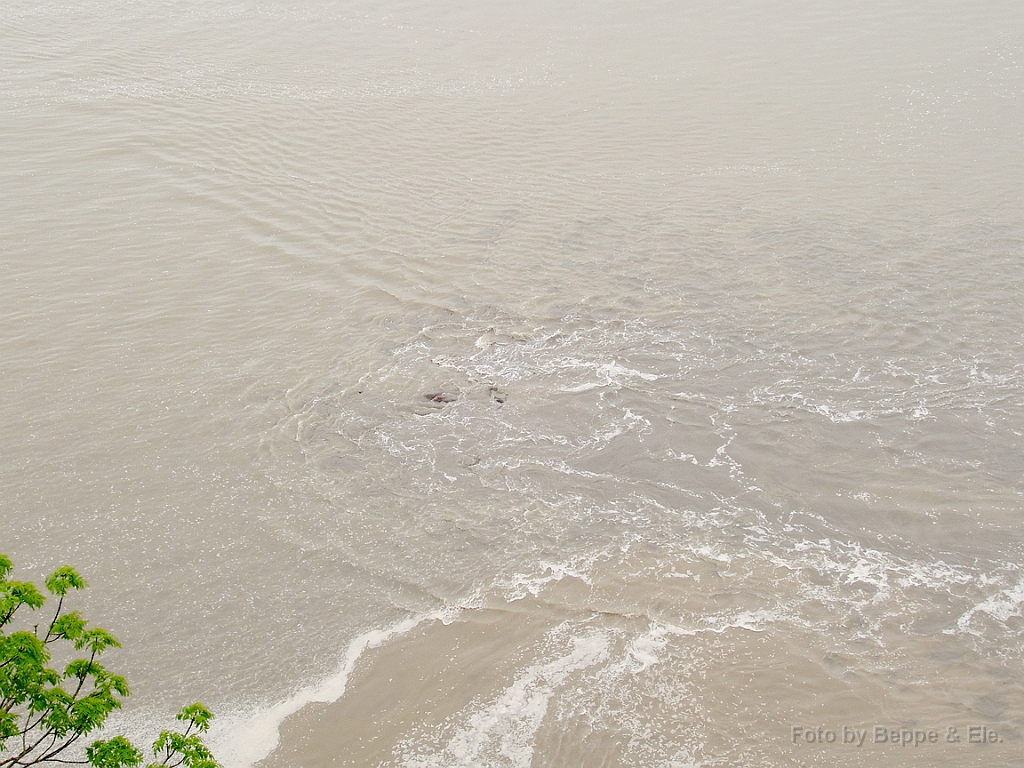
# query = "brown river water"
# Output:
<box><xmin>2</xmin><ymin>1</ymin><xmax>1023</xmax><ymax>766</ymax></box>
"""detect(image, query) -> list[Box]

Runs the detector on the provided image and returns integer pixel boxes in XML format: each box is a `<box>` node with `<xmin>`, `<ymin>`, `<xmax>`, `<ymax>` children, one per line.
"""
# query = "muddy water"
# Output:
<box><xmin>2</xmin><ymin>1</ymin><xmax>1023</xmax><ymax>766</ymax></box>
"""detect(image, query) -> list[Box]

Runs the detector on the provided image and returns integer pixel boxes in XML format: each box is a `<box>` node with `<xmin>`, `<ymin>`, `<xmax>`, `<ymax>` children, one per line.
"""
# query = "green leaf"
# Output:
<box><xmin>68</xmin><ymin>690</ymin><xmax>122</xmax><ymax>733</ymax></box>
<box><xmin>0</xmin><ymin>554</ymin><xmax>219</xmax><ymax>768</ymax></box>
<box><xmin>151</xmin><ymin>730</ymin><xmax>220</xmax><ymax>768</ymax></box>
<box><xmin>65</xmin><ymin>656</ymin><xmax>100</xmax><ymax>680</ymax></box>
<box><xmin>0</xmin><ymin>709</ymin><xmax>19</xmax><ymax>746</ymax></box>
<box><xmin>75</xmin><ymin>627</ymin><xmax>122</xmax><ymax>655</ymax></box>
<box><xmin>176</xmin><ymin>702</ymin><xmax>215</xmax><ymax>733</ymax></box>
<box><xmin>50</xmin><ymin>609</ymin><xmax>88</xmax><ymax>641</ymax></box>
<box><xmin>0</xmin><ymin>631</ymin><xmax>55</xmax><ymax>707</ymax></box>
<box><xmin>46</xmin><ymin>565</ymin><xmax>88</xmax><ymax>597</ymax></box>
<box><xmin>2</xmin><ymin>629</ymin><xmax>49</xmax><ymax>666</ymax></box>
<box><xmin>1</xmin><ymin>580</ymin><xmax>46</xmax><ymax>611</ymax></box>
<box><xmin>88</xmin><ymin>735</ymin><xmax>144</xmax><ymax>768</ymax></box>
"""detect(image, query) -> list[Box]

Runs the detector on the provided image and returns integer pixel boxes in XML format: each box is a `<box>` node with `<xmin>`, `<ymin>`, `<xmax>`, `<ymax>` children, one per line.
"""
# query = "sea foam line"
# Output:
<box><xmin>217</xmin><ymin>610</ymin><xmax>450</xmax><ymax>768</ymax></box>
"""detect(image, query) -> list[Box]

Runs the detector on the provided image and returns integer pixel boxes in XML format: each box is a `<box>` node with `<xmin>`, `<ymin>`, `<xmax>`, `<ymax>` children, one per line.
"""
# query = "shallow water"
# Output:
<box><xmin>2</xmin><ymin>1</ymin><xmax>1023</xmax><ymax>766</ymax></box>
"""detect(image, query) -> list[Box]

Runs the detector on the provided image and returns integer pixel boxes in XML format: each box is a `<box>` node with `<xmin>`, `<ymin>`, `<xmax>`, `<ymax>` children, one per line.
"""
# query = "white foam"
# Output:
<box><xmin>844</xmin><ymin>558</ymin><xmax>892</xmax><ymax>602</ymax></box>
<box><xmin>956</xmin><ymin>580</ymin><xmax>1024</xmax><ymax>635</ymax></box>
<box><xmin>495</xmin><ymin>559</ymin><xmax>597</xmax><ymax>601</ymax></box>
<box><xmin>694</xmin><ymin>545</ymin><xmax>732</xmax><ymax>565</ymax></box>
<box><xmin>559</xmin><ymin>360</ymin><xmax>659</xmax><ymax>393</ymax></box>
<box><xmin>399</xmin><ymin>631</ymin><xmax>610</xmax><ymax>768</ymax></box>
<box><xmin>596</xmin><ymin>361</ymin><xmax>659</xmax><ymax>383</ymax></box>
<box><xmin>216</xmin><ymin>611</ymin><xmax>448</xmax><ymax>768</ymax></box>
<box><xmin>623</xmin><ymin>628</ymin><xmax>670</xmax><ymax>673</ymax></box>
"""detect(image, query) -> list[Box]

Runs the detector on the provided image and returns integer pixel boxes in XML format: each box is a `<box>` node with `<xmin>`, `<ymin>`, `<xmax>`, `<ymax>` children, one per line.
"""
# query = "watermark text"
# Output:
<box><xmin>790</xmin><ymin>725</ymin><xmax>1002</xmax><ymax>747</ymax></box>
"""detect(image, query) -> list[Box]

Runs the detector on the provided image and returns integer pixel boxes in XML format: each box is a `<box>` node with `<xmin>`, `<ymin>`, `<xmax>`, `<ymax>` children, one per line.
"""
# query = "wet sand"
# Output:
<box><xmin>261</xmin><ymin>602</ymin><xmax>563</xmax><ymax>767</ymax></box>
<box><xmin>261</xmin><ymin>580</ymin><xmax>1018</xmax><ymax>768</ymax></box>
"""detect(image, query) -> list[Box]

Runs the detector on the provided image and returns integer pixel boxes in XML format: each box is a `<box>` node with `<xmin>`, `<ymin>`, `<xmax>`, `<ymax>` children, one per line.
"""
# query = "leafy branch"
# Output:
<box><xmin>1</xmin><ymin>554</ymin><xmax>220</xmax><ymax>768</ymax></box>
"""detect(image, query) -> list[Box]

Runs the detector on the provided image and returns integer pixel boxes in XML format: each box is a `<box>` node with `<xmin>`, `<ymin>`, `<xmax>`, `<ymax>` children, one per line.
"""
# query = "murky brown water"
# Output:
<box><xmin>2</xmin><ymin>1</ymin><xmax>1023</xmax><ymax>766</ymax></box>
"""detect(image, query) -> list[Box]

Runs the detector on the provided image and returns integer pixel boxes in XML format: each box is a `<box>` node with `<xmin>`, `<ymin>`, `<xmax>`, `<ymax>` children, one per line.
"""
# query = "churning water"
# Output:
<box><xmin>2</xmin><ymin>1</ymin><xmax>1023</xmax><ymax>766</ymax></box>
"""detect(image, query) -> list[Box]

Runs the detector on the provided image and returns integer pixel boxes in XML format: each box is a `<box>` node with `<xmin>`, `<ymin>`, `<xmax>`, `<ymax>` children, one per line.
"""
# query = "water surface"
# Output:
<box><xmin>2</xmin><ymin>1</ymin><xmax>1023</xmax><ymax>766</ymax></box>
